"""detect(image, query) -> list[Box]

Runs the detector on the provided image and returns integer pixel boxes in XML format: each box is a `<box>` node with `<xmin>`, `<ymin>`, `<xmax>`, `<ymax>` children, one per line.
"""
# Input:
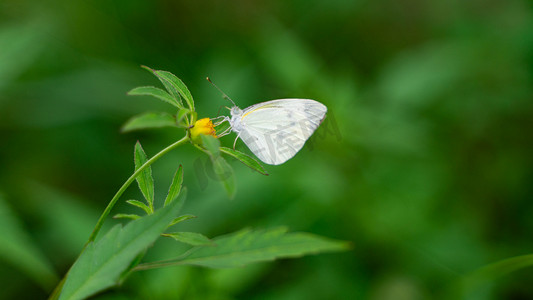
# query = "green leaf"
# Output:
<box><xmin>141</xmin><ymin>66</ymin><xmax>182</xmax><ymax>106</ymax></box>
<box><xmin>113</xmin><ymin>213</ymin><xmax>141</xmax><ymax>220</ymax></box>
<box><xmin>139</xmin><ymin>227</ymin><xmax>350</xmax><ymax>269</ymax></box>
<box><xmin>158</xmin><ymin>70</ymin><xmax>195</xmax><ymax>111</ymax></box>
<box><xmin>118</xmin><ymin>249</ymin><xmax>147</xmax><ymax>285</ymax></box>
<box><xmin>220</xmin><ymin>147</ymin><xmax>269</xmax><ymax>176</ymax></box>
<box><xmin>121</xmin><ymin>112</ymin><xmax>177</xmax><ymax>132</ymax></box>
<box><xmin>165</xmin><ymin>187</ymin><xmax>187</xmax><ymax>225</ymax></box>
<box><xmin>190</xmin><ymin>111</ymin><xmax>198</xmax><ymax>124</ymax></box>
<box><xmin>127</xmin><ymin>86</ymin><xmax>180</xmax><ymax>108</ymax></box>
<box><xmin>126</xmin><ymin>200</ymin><xmax>151</xmax><ymax>215</ymax></box>
<box><xmin>200</xmin><ymin>134</ymin><xmax>220</xmax><ymax>157</ymax></box>
<box><xmin>141</xmin><ymin>66</ymin><xmax>194</xmax><ymax>111</ymax></box>
<box><xmin>58</xmin><ymin>196</ymin><xmax>184</xmax><ymax>300</ymax></box>
<box><xmin>453</xmin><ymin>254</ymin><xmax>533</xmax><ymax>297</ymax></box>
<box><xmin>176</xmin><ymin>109</ymin><xmax>190</xmax><ymax>127</ymax></box>
<box><xmin>212</xmin><ymin>156</ymin><xmax>236</xmax><ymax>199</ymax></box>
<box><xmin>164</xmin><ymin>165</ymin><xmax>183</xmax><ymax>207</ymax></box>
<box><xmin>169</xmin><ymin>214</ymin><xmax>197</xmax><ymax>226</ymax></box>
<box><xmin>134</xmin><ymin>142</ymin><xmax>154</xmax><ymax>211</ymax></box>
<box><xmin>163</xmin><ymin>232</ymin><xmax>214</xmax><ymax>246</ymax></box>
<box><xmin>0</xmin><ymin>194</ymin><xmax>57</xmax><ymax>289</ymax></box>
<box><xmin>198</xmin><ymin>136</ymin><xmax>235</xmax><ymax>198</ymax></box>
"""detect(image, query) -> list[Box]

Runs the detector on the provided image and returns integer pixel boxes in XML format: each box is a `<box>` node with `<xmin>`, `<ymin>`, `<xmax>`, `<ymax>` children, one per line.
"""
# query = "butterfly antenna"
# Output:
<box><xmin>206</xmin><ymin>77</ymin><xmax>236</xmax><ymax>107</ymax></box>
<box><xmin>215</xmin><ymin>105</ymin><xmax>225</xmax><ymax>118</ymax></box>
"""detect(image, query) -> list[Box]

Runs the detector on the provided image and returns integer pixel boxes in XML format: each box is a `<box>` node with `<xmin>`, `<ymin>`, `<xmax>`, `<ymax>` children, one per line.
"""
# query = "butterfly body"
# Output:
<box><xmin>226</xmin><ymin>99</ymin><xmax>327</xmax><ymax>165</ymax></box>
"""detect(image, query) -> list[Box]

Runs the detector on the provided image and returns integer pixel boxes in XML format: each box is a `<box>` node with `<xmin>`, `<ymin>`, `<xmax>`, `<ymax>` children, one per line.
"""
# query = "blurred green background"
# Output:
<box><xmin>1</xmin><ymin>0</ymin><xmax>533</xmax><ymax>299</ymax></box>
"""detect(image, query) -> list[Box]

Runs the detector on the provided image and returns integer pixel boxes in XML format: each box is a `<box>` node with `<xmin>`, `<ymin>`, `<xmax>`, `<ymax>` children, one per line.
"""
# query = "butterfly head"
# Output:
<box><xmin>230</xmin><ymin>106</ymin><xmax>242</xmax><ymax>117</ymax></box>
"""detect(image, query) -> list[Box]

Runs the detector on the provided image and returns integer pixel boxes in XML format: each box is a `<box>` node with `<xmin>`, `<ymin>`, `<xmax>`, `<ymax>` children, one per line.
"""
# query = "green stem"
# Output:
<box><xmin>87</xmin><ymin>135</ymin><xmax>189</xmax><ymax>244</ymax></box>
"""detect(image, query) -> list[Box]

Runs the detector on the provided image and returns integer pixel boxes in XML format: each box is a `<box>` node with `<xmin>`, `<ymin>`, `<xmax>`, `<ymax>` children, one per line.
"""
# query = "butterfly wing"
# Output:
<box><xmin>238</xmin><ymin>99</ymin><xmax>327</xmax><ymax>165</ymax></box>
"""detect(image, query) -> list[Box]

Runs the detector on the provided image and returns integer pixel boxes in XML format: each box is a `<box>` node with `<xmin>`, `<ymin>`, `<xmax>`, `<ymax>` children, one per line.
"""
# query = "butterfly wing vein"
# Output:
<box><xmin>237</xmin><ymin>99</ymin><xmax>327</xmax><ymax>165</ymax></box>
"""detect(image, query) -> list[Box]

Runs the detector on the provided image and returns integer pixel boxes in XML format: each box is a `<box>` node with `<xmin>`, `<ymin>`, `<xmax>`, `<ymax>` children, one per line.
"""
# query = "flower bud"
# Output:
<box><xmin>190</xmin><ymin>118</ymin><xmax>217</xmax><ymax>142</ymax></box>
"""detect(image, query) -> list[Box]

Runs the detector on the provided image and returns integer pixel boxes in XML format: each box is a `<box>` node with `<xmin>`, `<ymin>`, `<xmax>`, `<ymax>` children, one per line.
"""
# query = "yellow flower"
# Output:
<box><xmin>190</xmin><ymin>118</ymin><xmax>217</xmax><ymax>142</ymax></box>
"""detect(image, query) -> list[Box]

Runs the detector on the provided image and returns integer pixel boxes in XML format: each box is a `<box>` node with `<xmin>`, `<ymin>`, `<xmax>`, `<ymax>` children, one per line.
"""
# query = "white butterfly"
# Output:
<box><xmin>215</xmin><ymin>98</ymin><xmax>327</xmax><ymax>165</ymax></box>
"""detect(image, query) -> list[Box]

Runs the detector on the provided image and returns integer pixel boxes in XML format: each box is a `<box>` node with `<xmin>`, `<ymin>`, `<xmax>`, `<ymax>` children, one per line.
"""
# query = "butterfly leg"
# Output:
<box><xmin>213</xmin><ymin>116</ymin><xmax>230</xmax><ymax>127</ymax></box>
<box><xmin>216</xmin><ymin>126</ymin><xmax>232</xmax><ymax>137</ymax></box>
<box><xmin>233</xmin><ymin>132</ymin><xmax>241</xmax><ymax>150</ymax></box>
<box><xmin>211</xmin><ymin>115</ymin><xmax>228</xmax><ymax>125</ymax></box>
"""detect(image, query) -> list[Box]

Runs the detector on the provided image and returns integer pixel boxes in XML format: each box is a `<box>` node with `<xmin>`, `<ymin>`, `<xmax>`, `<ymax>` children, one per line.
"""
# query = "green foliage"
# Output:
<box><xmin>5</xmin><ymin>2</ymin><xmax>532</xmax><ymax>297</ymax></box>
<box><xmin>0</xmin><ymin>194</ymin><xmax>57</xmax><ymax>290</ymax></box>
<box><xmin>140</xmin><ymin>66</ymin><xmax>183</xmax><ymax>108</ymax></box>
<box><xmin>127</xmin><ymin>86</ymin><xmax>179</xmax><ymax>108</ymax></box>
<box><xmin>200</xmin><ymin>135</ymin><xmax>236</xmax><ymax>199</ymax></box>
<box><xmin>140</xmin><ymin>227</ymin><xmax>350</xmax><ymax>269</ymax></box>
<box><xmin>166</xmin><ymin>187</ymin><xmax>187</xmax><ymax>220</ymax></box>
<box><xmin>0</xmin><ymin>20</ymin><xmax>49</xmax><ymax>91</ymax></box>
<box><xmin>134</xmin><ymin>142</ymin><xmax>155</xmax><ymax>212</ymax></box>
<box><xmin>157</xmin><ymin>70</ymin><xmax>195</xmax><ymax>112</ymax></box>
<box><xmin>201</xmin><ymin>134</ymin><xmax>221</xmax><ymax>157</ymax></box>
<box><xmin>125</xmin><ymin>200</ymin><xmax>151</xmax><ymax>215</ymax></box>
<box><xmin>164</xmin><ymin>165</ymin><xmax>183</xmax><ymax>207</ymax></box>
<box><xmin>220</xmin><ymin>147</ymin><xmax>269</xmax><ymax>176</ymax></box>
<box><xmin>121</xmin><ymin>112</ymin><xmax>177</xmax><ymax>132</ymax></box>
<box><xmin>176</xmin><ymin>109</ymin><xmax>191</xmax><ymax>127</ymax></box>
<box><xmin>113</xmin><ymin>213</ymin><xmax>141</xmax><ymax>220</ymax></box>
<box><xmin>454</xmin><ymin>254</ymin><xmax>533</xmax><ymax>298</ymax></box>
<box><xmin>169</xmin><ymin>214</ymin><xmax>197</xmax><ymax>226</ymax></box>
<box><xmin>163</xmin><ymin>232</ymin><xmax>214</xmax><ymax>246</ymax></box>
<box><xmin>126</xmin><ymin>66</ymin><xmax>197</xmax><ymax>131</ymax></box>
<box><xmin>58</xmin><ymin>198</ymin><xmax>184</xmax><ymax>300</ymax></box>
<box><xmin>140</xmin><ymin>66</ymin><xmax>195</xmax><ymax>113</ymax></box>
<box><xmin>211</xmin><ymin>156</ymin><xmax>236</xmax><ymax>199</ymax></box>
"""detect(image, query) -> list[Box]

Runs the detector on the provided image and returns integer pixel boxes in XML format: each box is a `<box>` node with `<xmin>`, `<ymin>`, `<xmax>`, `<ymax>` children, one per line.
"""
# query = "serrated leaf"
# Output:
<box><xmin>134</xmin><ymin>142</ymin><xmax>154</xmax><ymax>211</ymax></box>
<box><xmin>126</xmin><ymin>199</ymin><xmax>151</xmax><ymax>214</ymax></box>
<box><xmin>113</xmin><ymin>213</ymin><xmax>141</xmax><ymax>220</ymax></box>
<box><xmin>220</xmin><ymin>147</ymin><xmax>269</xmax><ymax>176</ymax></box>
<box><xmin>212</xmin><ymin>156</ymin><xmax>236</xmax><ymax>199</ymax></box>
<box><xmin>164</xmin><ymin>165</ymin><xmax>183</xmax><ymax>207</ymax></box>
<box><xmin>58</xmin><ymin>197</ymin><xmax>183</xmax><ymax>300</ymax></box>
<box><xmin>141</xmin><ymin>66</ymin><xmax>182</xmax><ymax>106</ymax></box>
<box><xmin>180</xmin><ymin>227</ymin><xmax>350</xmax><ymax>268</ymax></box>
<box><xmin>167</xmin><ymin>187</ymin><xmax>187</xmax><ymax>222</ymax></box>
<box><xmin>200</xmin><ymin>135</ymin><xmax>220</xmax><ymax>157</ymax></box>
<box><xmin>118</xmin><ymin>249</ymin><xmax>147</xmax><ymax>285</ymax></box>
<box><xmin>127</xmin><ymin>86</ymin><xmax>180</xmax><ymax>108</ymax></box>
<box><xmin>0</xmin><ymin>194</ymin><xmax>57</xmax><ymax>289</ymax></box>
<box><xmin>141</xmin><ymin>66</ymin><xmax>194</xmax><ymax>111</ymax></box>
<box><xmin>163</xmin><ymin>232</ymin><xmax>214</xmax><ymax>246</ymax></box>
<box><xmin>158</xmin><ymin>70</ymin><xmax>194</xmax><ymax>111</ymax></box>
<box><xmin>199</xmin><ymin>136</ymin><xmax>235</xmax><ymax>198</ymax></box>
<box><xmin>121</xmin><ymin>112</ymin><xmax>177</xmax><ymax>132</ymax></box>
<box><xmin>169</xmin><ymin>214</ymin><xmax>197</xmax><ymax>226</ymax></box>
<box><xmin>140</xmin><ymin>227</ymin><xmax>350</xmax><ymax>269</ymax></box>
<box><xmin>176</xmin><ymin>109</ymin><xmax>190</xmax><ymax>127</ymax></box>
